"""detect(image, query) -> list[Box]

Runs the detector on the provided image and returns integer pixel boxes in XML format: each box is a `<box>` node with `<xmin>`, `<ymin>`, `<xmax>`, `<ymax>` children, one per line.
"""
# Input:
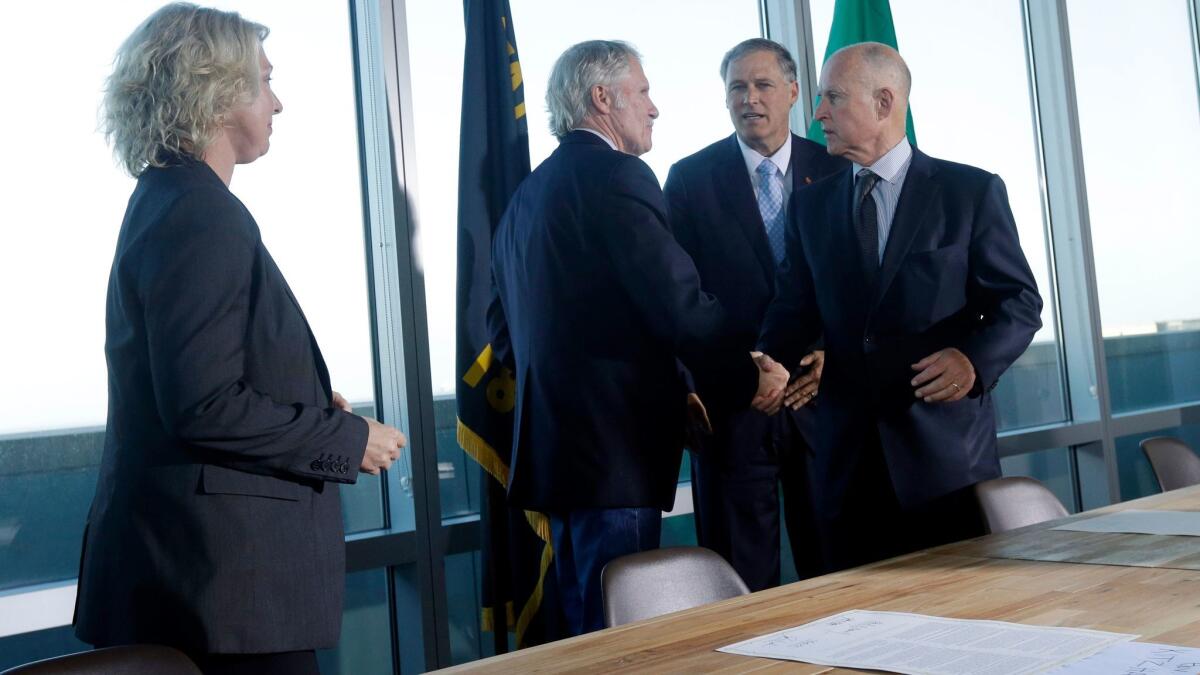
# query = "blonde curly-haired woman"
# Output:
<box><xmin>74</xmin><ymin>4</ymin><xmax>406</xmax><ymax>673</ymax></box>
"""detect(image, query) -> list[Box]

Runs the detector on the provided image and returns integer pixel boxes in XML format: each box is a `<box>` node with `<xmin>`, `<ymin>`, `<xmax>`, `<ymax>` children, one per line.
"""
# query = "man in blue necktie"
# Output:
<box><xmin>664</xmin><ymin>39</ymin><xmax>847</xmax><ymax>590</ymax></box>
<box><xmin>758</xmin><ymin>43</ymin><xmax>1043</xmax><ymax>571</ymax></box>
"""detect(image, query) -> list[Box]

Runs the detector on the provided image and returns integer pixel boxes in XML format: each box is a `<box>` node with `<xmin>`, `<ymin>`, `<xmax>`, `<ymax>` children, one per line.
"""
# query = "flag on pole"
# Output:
<box><xmin>455</xmin><ymin>0</ymin><xmax>561</xmax><ymax>651</ymax></box>
<box><xmin>807</xmin><ymin>0</ymin><xmax>917</xmax><ymax>147</ymax></box>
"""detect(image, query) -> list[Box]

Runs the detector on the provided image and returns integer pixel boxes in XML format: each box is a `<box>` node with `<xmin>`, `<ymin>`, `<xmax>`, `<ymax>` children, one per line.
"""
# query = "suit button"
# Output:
<box><xmin>339</xmin><ymin>463</ymin><xmax>349</xmax><ymax>474</ymax></box>
<box><xmin>310</xmin><ymin>459</ymin><xmax>323</xmax><ymax>472</ymax></box>
<box><xmin>322</xmin><ymin>459</ymin><xmax>333</xmax><ymax>472</ymax></box>
<box><xmin>864</xmin><ymin>334</ymin><xmax>874</xmax><ymax>345</ymax></box>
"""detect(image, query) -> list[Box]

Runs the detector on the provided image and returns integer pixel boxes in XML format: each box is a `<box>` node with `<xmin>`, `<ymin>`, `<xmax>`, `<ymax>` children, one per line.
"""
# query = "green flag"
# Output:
<box><xmin>806</xmin><ymin>0</ymin><xmax>916</xmax><ymax>147</ymax></box>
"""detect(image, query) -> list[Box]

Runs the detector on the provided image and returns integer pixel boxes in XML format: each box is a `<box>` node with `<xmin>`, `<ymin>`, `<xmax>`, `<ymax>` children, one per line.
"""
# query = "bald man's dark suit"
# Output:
<box><xmin>759</xmin><ymin>148</ymin><xmax>1042</xmax><ymax>570</ymax></box>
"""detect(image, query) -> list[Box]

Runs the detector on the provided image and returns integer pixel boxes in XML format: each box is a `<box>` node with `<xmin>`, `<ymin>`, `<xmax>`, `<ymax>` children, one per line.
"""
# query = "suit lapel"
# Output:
<box><xmin>824</xmin><ymin>169</ymin><xmax>857</xmax><ymax>286</ymax></box>
<box><xmin>871</xmin><ymin>150</ymin><xmax>940</xmax><ymax>312</ymax></box>
<box><xmin>788</xmin><ymin>133</ymin><xmax>822</xmax><ymax>191</ymax></box>
<box><xmin>713</xmin><ymin>134</ymin><xmax>776</xmax><ymax>280</ymax></box>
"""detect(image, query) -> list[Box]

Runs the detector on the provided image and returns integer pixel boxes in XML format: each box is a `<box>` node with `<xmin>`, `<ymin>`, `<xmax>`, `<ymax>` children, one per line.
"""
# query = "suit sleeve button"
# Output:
<box><xmin>310</xmin><ymin>459</ymin><xmax>323</xmax><ymax>472</ymax></box>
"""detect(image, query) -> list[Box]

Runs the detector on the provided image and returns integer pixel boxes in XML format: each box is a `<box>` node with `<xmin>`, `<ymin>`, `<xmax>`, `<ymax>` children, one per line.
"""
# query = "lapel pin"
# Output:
<box><xmin>804</xmin><ymin>176</ymin><xmax>813</xmax><ymax>184</ymax></box>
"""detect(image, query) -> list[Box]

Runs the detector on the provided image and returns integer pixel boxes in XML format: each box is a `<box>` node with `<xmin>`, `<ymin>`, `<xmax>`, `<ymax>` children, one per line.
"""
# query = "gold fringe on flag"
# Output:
<box><xmin>459</xmin><ymin>417</ymin><xmax>556</xmax><ymax>644</ymax></box>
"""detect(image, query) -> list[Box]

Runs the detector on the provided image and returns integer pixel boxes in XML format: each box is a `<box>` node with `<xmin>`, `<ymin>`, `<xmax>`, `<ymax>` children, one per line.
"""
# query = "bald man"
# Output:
<box><xmin>757</xmin><ymin>42</ymin><xmax>1042</xmax><ymax>571</ymax></box>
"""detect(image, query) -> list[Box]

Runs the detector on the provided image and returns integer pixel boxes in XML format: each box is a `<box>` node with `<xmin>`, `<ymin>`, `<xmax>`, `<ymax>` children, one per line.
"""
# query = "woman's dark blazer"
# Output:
<box><xmin>74</xmin><ymin>156</ymin><xmax>368</xmax><ymax>653</ymax></box>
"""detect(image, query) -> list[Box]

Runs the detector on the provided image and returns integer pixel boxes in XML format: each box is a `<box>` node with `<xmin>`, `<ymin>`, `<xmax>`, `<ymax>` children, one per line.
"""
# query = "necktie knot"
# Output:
<box><xmin>855</xmin><ymin>168</ymin><xmax>879</xmax><ymax>204</ymax></box>
<box><xmin>757</xmin><ymin>159</ymin><xmax>778</xmax><ymax>178</ymax></box>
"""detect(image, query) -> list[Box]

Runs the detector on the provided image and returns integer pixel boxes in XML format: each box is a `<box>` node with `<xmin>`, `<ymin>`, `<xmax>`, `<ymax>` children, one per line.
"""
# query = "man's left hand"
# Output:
<box><xmin>783</xmin><ymin>350</ymin><xmax>824</xmax><ymax>410</ymax></box>
<box><xmin>911</xmin><ymin>348</ymin><xmax>975</xmax><ymax>403</ymax></box>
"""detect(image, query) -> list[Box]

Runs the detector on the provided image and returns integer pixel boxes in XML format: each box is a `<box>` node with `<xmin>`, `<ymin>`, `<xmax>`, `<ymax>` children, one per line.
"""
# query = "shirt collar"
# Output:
<box><xmin>577</xmin><ymin>126</ymin><xmax>617</xmax><ymax>151</ymax></box>
<box><xmin>737</xmin><ymin>133</ymin><xmax>791</xmax><ymax>178</ymax></box>
<box><xmin>853</xmin><ymin>137</ymin><xmax>912</xmax><ymax>185</ymax></box>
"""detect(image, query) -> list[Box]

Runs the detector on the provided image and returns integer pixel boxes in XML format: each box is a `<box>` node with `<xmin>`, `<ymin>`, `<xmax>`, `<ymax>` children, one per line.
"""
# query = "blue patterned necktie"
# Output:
<box><xmin>755</xmin><ymin>159</ymin><xmax>786</xmax><ymax>265</ymax></box>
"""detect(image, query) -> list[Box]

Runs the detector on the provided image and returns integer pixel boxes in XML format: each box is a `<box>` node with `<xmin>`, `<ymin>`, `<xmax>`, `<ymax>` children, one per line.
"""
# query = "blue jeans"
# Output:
<box><xmin>549</xmin><ymin>507</ymin><xmax>661</xmax><ymax>635</ymax></box>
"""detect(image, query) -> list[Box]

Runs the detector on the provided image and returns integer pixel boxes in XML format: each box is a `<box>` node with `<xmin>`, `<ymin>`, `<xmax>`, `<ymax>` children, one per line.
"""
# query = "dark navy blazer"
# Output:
<box><xmin>489</xmin><ymin>131</ymin><xmax>757</xmax><ymax>512</ymax></box>
<box><xmin>759</xmin><ymin>148</ymin><xmax>1043</xmax><ymax>510</ymax></box>
<box><xmin>665</xmin><ymin>133</ymin><xmax>847</xmax><ymax>446</ymax></box>
<box><xmin>75</xmin><ymin>157</ymin><xmax>367</xmax><ymax>653</ymax></box>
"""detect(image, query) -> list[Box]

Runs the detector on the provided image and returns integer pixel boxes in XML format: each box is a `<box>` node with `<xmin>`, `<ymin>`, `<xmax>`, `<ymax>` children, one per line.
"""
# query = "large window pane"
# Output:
<box><xmin>317</xmin><ymin>570</ymin><xmax>394</xmax><ymax>675</ymax></box>
<box><xmin>810</xmin><ymin>0</ymin><xmax>1066</xmax><ymax>430</ymax></box>
<box><xmin>401</xmin><ymin>0</ymin><xmax>479</xmax><ymax>523</ymax></box>
<box><xmin>0</xmin><ymin>626</ymin><xmax>91</xmax><ymax>673</ymax></box>
<box><xmin>444</xmin><ymin>551</ymin><xmax>502</xmax><ymax>665</ymax></box>
<box><xmin>1067</xmin><ymin>0</ymin><xmax>1200</xmax><ymax>413</ymax></box>
<box><xmin>0</xmin><ymin>569</ymin><xmax>394</xmax><ymax>672</ymax></box>
<box><xmin>403</xmin><ymin>0</ymin><xmax>763</xmax><ymax>522</ymax></box>
<box><xmin>0</xmin><ymin>0</ymin><xmax>381</xmax><ymax>597</ymax></box>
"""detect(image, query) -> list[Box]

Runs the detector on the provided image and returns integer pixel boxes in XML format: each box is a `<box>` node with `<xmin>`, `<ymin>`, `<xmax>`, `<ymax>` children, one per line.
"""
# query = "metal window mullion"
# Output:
<box><xmin>1190</xmin><ymin>0</ymin><xmax>1200</xmax><ymax>112</ymax></box>
<box><xmin>352</xmin><ymin>0</ymin><xmax>452</xmax><ymax>669</ymax></box>
<box><xmin>761</xmin><ymin>0</ymin><xmax>820</xmax><ymax>134</ymax></box>
<box><xmin>380</xmin><ymin>0</ymin><xmax>452</xmax><ymax>668</ymax></box>
<box><xmin>347</xmin><ymin>4</ymin><xmax>409</xmax><ymax>674</ymax></box>
<box><xmin>1022</xmin><ymin>0</ymin><xmax>1118</xmax><ymax>507</ymax></box>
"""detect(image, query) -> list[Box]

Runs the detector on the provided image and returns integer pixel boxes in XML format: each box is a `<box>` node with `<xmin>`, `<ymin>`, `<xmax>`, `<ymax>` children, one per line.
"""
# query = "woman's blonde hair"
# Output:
<box><xmin>103</xmin><ymin>3</ymin><xmax>268</xmax><ymax>176</ymax></box>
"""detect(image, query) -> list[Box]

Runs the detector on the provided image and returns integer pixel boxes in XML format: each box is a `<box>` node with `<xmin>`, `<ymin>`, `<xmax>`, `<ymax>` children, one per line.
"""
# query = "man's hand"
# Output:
<box><xmin>332</xmin><ymin>390</ymin><xmax>353</xmax><ymax>413</ymax></box>
<box><xmin>686</xmin><ymin>392</ymin><xmax>713</xmax><ymax>435</ymax></box>
<box><xmin>783</xmin><ymin>350</ymin><xmax>824</xmax><ymax>410</ymax></box>
<box><xmin>750</xmin><ymin>351</ymin><xmax>789</xmax><ymax>415</ymax></box>
<box><xmin>361</xmin><ymin>416</ymin><xmax>407</xmax><ymax>475</ymax></box>
<box><xmin>911</xmin><ymin>348</ymin><xmax>976</xmax><ymax>403</ymax></box>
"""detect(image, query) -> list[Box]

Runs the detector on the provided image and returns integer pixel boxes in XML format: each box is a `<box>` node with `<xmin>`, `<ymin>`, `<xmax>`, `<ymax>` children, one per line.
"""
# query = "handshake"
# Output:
<box><xmin>750</xmin><ymin>350</ymin><xmax>823</xmax><ymax>415</ymax></box>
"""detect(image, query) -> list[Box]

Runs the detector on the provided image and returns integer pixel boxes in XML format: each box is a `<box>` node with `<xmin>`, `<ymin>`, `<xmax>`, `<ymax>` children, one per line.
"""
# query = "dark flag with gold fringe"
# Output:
<box><xmin>455</xmin><ymin>0</ymin><xmax>562</xmax><ymax>651</ymax></box>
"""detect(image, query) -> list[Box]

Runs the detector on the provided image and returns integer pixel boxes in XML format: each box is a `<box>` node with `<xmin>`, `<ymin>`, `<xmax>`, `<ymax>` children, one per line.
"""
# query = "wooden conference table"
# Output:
<box><xmin>441</xmin><ymin>485</ymin><xmax>1200</xmax><ymax>673</ymax></box>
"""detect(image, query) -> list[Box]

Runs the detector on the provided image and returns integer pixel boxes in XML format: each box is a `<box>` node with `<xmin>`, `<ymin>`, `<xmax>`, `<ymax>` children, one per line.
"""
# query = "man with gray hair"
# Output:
<box><xmin>488</xmin><ymin>40</ymin><xmax>789</xmax><ymax>635</ymax></box>
<box><xmin>664</xmin><ymin>38</ymin><xmax>847</xmax><ymax>591</ymax></box>
<box><xmin>758</xmin><ymin>42</ymin><xmax>1042</xmax><ymax>570</ymax></box>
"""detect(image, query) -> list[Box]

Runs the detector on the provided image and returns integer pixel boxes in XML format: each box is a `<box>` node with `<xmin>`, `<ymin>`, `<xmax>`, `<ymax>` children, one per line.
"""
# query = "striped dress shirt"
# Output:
<box><xmin>853</xmin><ymin>138</ymin><xmax>913</xmax><ymax>263</ymax></box>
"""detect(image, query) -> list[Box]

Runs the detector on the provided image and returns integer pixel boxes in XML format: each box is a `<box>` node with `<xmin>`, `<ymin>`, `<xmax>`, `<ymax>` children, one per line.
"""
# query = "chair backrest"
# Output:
<box><xmin>1141</xmin><ymin>436</ymin><xmax>1200</xmax><ymax>492</ymax></box>
<box><xmin>601</xmin><ymin>546</ymin><xmax>750</xmax><ymax>628</ymax></box>
<box><xmin>1</xmin><ymin>645</ymin><xmax>201</xmax><ymax>675</ymax></box>
<box><xmin>974</xmin><ymin>476</ymin><xmax>1069</xmax><ymax>534</ymax></box>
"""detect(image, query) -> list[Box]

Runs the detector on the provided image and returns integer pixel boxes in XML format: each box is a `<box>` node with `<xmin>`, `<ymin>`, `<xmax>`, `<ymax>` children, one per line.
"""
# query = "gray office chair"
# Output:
<box><xmin>1</xmin><ymin>645</ymin><xmax>201</xmax><ymax>675</ymax></box>
<box><xmin>601</xmin><ymin>546</ymin><xmax>750</xmax><ymax>628</ymax></box>
<box><xmin>1141</xmin><ymin>436</ymin><xmax>1200</xmax><ymax>492</ymax></box>
<box><xmin>974</xmin><ymin>476</ymin><xmax>1069</xmax><ymax>533</ymax></box>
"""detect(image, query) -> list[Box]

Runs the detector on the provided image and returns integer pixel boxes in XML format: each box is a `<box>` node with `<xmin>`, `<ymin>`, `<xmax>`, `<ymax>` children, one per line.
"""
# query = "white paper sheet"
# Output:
<box><xmin>1051</xmin><ymin>511</ymin><xmax>1200</xmax><ymax>537</ymax></box>
<box><xmin>718</xmin><ymin>610</ymin><xmax>1136</xmax><ymax>675</ymax></box>
<box><xmin>1048</xmin><ymin>641</ymin><xmax>1200</xmax><ymax>674</ymax></box>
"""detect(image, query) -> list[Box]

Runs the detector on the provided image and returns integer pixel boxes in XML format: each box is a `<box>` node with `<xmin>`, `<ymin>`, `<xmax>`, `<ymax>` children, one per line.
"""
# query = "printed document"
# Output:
<box><xmin>718</xmin><ymin>609</ymin><xmax>1135</xmax><ymax>675</ymax></box>
<box><xmin>1048</xmin><ymin>641</ymin><xmax>1200</xmax><ymax>674</ymax></box>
